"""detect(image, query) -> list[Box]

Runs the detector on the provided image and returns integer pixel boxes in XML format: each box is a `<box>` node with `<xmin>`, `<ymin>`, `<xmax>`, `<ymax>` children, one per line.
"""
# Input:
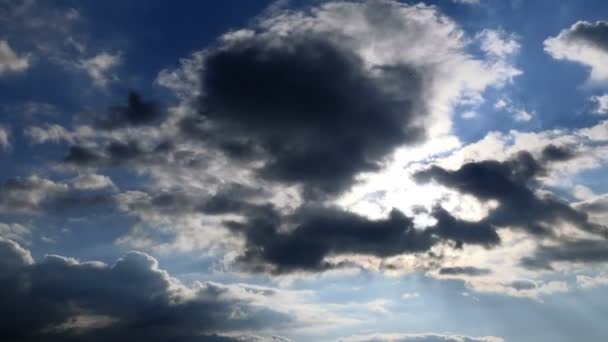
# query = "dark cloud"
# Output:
<box><xmin>0</xmin><ymin>238</ymin><xmax>290</xmax><ymax>342</ymax></box>
<box><xmin>522</xmin><ymin>239</ymin><xmax>608</xmax><ymax>270</ymax></box>
<box><xmin>64</xmin><ymin>140</ymin><xmax>168</xmax><ymax>167</ymax></box>
<box><xmin>64</xmin><ymin>146</ymin><xmax>103</xmax><ymax>165</ymax></box>
<box><xmin>223</xmin><ymin>202</ymin><xmax>502</xmax><ymax>274</ymax></box>
<box><xmin>95</xmin><ymin>92</ymin><xmax>162</xmax><ymax>130</ymax></box>
<box><xmin>540</xmin><ymin>144</ymin><xmax>577</xmax><ymax>162</ymax></box>
<box><xmin>195</xmin><ymin>34</ymin><xmax>427</xmax><ymax>197</ymax></box>
<box><xmin>227</xmin><ymin>205</ymin><xmax>434</xmax><ymax>273</ymax></box>
<box><xmin>563</xmin><ymin>21</ymin><xmax>608</xmax><ymax>52</ymax></box>
<box><xmin>414</xmin><ymin>152</ymin><xmax>607</xmax><ymax>237</ymax></box>
<box><xmin>439</xmin><ymin>266</ymin><xmax>491</xmax><ymax>276</ymax></box>
<box><xmin>430</xmin><ymin>206</ymin><xmax>500</xmax><ymax>248</ymax></box>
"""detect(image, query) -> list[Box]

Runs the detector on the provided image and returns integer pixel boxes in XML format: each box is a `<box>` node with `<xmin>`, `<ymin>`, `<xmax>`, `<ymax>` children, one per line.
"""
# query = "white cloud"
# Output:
<box><xmin>462</xmin><ymin>110</ymin><xmax>477</xmax><ymax>119</ymax></box>
<box><xmin>453</xmin><ymin>0</ymin><xmax>481</xmax><ymax>4</ymax></box>
<box><xmin>544</xmin><ymin>21</ymin><xmax>608</xmax><ymax>84</ymax></box>
<box><xmin>513</xmin><ymin>108</ymin><xmax>534</xmax><ymax>122</ymax></box>
<box><xmin>573</xmin><ymin>185</ymin><xmax>595</xmax><ymax>200</ymax></box>
<box><xmin>340</xmin><ymin>332</ymin><xmax>503</xmax><ymax>342</ymax></box>
<box><xmin>71</xmin><ymin>174</ymin><xmax>116</xmax><ymax>190</ymax></box>
<box><xmin>591</xmin><ymin>94</ymin><xmax>608</xmax><ymax>114</ymax></box>
<box><xmin>577</xmin><ymin>274</ymin><xmax>608</xmax><ymax>289</ymax></box>
<box><xmin>0</xmin><ymin>125</ymin><xmax>11</xmax><ymax>150</ymax></box>
<box><xmin>25</xmin><ymin>123</ymin><xmax>74</xmax><ymax>144</ymax></box>
<box><xmin>477</xmin><ymin>29</ymin><xmax>520</xmax><ymax>59</ymax></box>
<box><xmin>0</xmin><ymin>40</ymin><xmax>29</xmax><ymax>75</ymax></box>
<box><xmin>0</xmin><ymin>222</ymin><xmax>30</xmax><ymax>242</ymax></box>
<box><xmin>493</xmin><ymin>97</ymin><xmax>534</xmax><ymax>122</ymax></box>
<box><xmin>78</xmin><ymin>51</ymin><xmax>122</xmax><ymax>87</ymax></box>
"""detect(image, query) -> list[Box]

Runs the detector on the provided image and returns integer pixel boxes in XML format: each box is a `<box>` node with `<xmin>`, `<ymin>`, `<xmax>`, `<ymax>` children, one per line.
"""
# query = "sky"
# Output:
<box><xmin>1</xmin><ymin>0</ymin><xmax>608</xmax><ymax>341</ymax></box>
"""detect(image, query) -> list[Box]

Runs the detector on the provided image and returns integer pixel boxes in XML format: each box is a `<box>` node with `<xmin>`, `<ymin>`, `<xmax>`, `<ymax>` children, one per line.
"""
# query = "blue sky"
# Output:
<box><xmin>1</xmin><ymin>1</ymin><xmax>608</xmax><ymax>341</ymax></box>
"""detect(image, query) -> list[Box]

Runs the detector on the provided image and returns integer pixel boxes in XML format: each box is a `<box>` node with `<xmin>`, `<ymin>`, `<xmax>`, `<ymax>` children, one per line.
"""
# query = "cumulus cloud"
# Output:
<box><xmin>0</xmin><ymin>39</ymin><xmax>29</xmax><ymax>75</ymax></box>
<box><xmin>0</xmin><ymin>238</ymin><xmax>293</xmax><ymax>342</ymax></box>
<box><xmin>545</xmin><ymin>21</ymin><xmax>608</xmax><ymax>84</ymax></box>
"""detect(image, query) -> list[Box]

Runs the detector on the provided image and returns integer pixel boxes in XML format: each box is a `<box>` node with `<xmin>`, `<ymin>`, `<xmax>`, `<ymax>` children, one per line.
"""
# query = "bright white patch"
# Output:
<box><xmin>0</xmin><ymin>222</ymin><xmax>30</xmax><ymax>241</ymax></box>
<box><xmin>577</xmin><ymin>274</ymin><xmax>608</xmax><ymax>289</ymax></box>
<box><xmin>25</xmin><ymin>123</ymin><xmax>74</xmax><ymax>144</ymax></box>
<box><xmin>0</xmin><ymin>40</ymin><xmax>29</xmax><ymax>75</ymax></box>
<box><xmin>544</xmin><ymin>21</ymin><xmax>608</xmax><ymax>84</ymax></box>
<box><xmin>401</xmin><ymin>292</ymin><xmax>419</xmax><ymax>300</ymax></box>
<box><xmin>462</xmin><ymin>110</ymin><xmax>477</xmax><ymax>119</ymax></box>
<box><xmin>493</xmin><ymin>97</ymin><xmax>534</xmax><ymax>122</ymax></box>
<box><xmin>78</xmin><ymin>51</ymin><xmax>122</xmax><ymax>87</ymax></box>
<box><xmin>71</xmin><ymin>174</ymin><xmax>116</xmax><ymax>190</ymax></box>
<box><xmin>513</xmin><ymin>108</ymin><xmax>534</xmax><ymax>122</ymax></box>
<box><xmin>0</xmin><ymin>125</ymin><xmax>11</xmax><ymax>150</ymax></box>
<box><xmin>592</xmin><ymin>94</ymin><xmax>608</xmax><ymax>114</ymax></box>
<box><xmin>573</xmin><ymin>185</ymin><xmax>595</xmax><ymax>200</ymax></box>
<box><xmin>477</xmin><ymin>29</ymin><xmax>520</xmax><ymax>59</ymax></box>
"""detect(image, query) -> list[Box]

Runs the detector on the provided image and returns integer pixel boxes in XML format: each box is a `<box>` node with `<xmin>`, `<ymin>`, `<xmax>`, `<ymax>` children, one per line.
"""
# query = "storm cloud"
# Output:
<box><xmin>194</xmin><ymin>33</ymin><xmax>427</xmax><ymax>197</ymax></box>
<box><xmin>0</xmin><ymin>238</ymin><xmax>290</xmax><ymax>342</ymax></box>
<box><xmin>414</xmin><ymin>151</ymin><xmax>607</xmax><ymax>237</ymax></box>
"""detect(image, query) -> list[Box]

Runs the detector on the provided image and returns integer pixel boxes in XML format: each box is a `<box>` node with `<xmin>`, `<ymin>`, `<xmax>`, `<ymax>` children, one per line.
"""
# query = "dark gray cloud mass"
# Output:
<box><xmin>195</xmin><ymin>35</ymin><xmax>427</xmax><ymax>197</ymax></box>
<box><xmin>414</xmin><ymin>151</ymin><xmax>606</xmax><ymax>237</ymax></box>
<box><xmin>0</xmin><ymin>238</ymin><xmax>289</xmax><ymax>342</ymax></box>
<box><xmin>561</xmin><ymin>21</ymin><xmax>608</xmax><ymax>51</ymax></box>
<box><xmin>522</xmin><ymin>239</ymin><xmax>608</xmax><ymax>270</ymax></box>
<box><xmin>223</xmin><ymin>202</ymin><xmax>501</xmax><ymax>274</ymax></box>
<box><xmin>94</xmin><ymin>92</ymin><xmax>162</xmax><ymax>130</ymax></box>
<box><xmin>439</xmin><ymin>266</ymin><xmax>491</xmax><ymax>276</ymax></box>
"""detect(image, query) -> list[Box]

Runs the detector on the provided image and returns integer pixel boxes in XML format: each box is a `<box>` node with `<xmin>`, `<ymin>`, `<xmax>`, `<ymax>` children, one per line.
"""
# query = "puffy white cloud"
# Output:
<box><xmin>78</xmin><ymin>51</ymin><xmax>122</xmax><ymax>87</ymax></box>
<box><xmin>544</xmin><ymin>21</ymin><xmax>608</xmax><ymax>84</ymax></box>
<box><xmin>592</xmin><ymin>94</ymin><xmax>608</xmax><ymax>114</ymax></box>
<box><xmin>0</xmin><ymin>40</ymin><xmax>29</xmax><ymax>75</ymax></box>
<box><xmin>71</xmin><ymin>173</ymin><xmax>116</xmax><ymax>190</ymax></box>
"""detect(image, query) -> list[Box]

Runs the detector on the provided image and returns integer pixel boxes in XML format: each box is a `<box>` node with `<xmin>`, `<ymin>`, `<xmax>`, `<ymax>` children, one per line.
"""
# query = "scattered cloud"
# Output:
<box><xmin>545</xmin><ymin>21</ymin><xmax>608</xmax><ymax>84</ymax></box>
<box><xmin>0</xmin><ymin>40</ymin><xmax>29</xmax><ymax>75</ymax></box>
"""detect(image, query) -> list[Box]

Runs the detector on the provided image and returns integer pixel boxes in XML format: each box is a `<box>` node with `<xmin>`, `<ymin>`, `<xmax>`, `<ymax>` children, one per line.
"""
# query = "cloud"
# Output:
<box><xmin>71</xmin><ymin>174</ymin><xmax>116</xmax><ymax>190</ymax></box>
<box><xmin>0</xmin><ymin>238</ymin><xmax>293</xmax><ymax>342</ymax></box>
<box><xmin>94</xmin><ymin>92</ymin><xmax>162</xmax><ymax>130</ymax></box>
<box><xmin>577</xmin><ymin>274</ymin><xmax>608</xmax><ymax>289</ymax></box>
<box><xmin>340</xmin><ymin>332</ymin><xmax>503</xmax><ymax>342</ymax></box>
<box><xmin>438</xmin><ymin>266</ymin><xmax>491</xmax><ymax>276</ymax></box>
<box><xmin>414</xmin><ymin>151</ymin><xmax>606</xmax><ymax>237</ymax></box>
<box><xmin>151</xmin><ymin>0</ymin><xmax>521</xmax><ymax>199</ymax></box>
<box><xmin>0</xmin><ymin>125</ymin><xmax>11</xmax><ymax>150</ymax></box>
<box><xmin>591</xmin><ymin>94</ymin><xmax>608</xmax><ymax>114</ymax></box>
<box><xmin>0</xmin><ymin>175</ymin><xmax>69</xmax><ymax>214</ymax></box>
<box><xmin>545</xmin><ymin>21</ymin><xmax>608</xmax><ymax>84</ymax></box>
<box><xmin>476</xmin><ymin>29</ymin><xmax>520</xmax><ymax>59</ymax></box>
<box><xmin>522</xmin><ymin>239</ymin><xmax>608</xmax><ymax>269</ymax></box>
<box><xmin>0</xmin><ymin>222</ymin><xmax>30</xmax><ymax>241</ymax></box>
<box><xmin>0</xmin><ymin>39</ymin><xmax>29</xmax><ymax>75</ymax></box>
<box><xmin>197</xmin><ymin>31</ymin><xmax>427</xmax><ymax>197</ymax></box>
<box><xmin>493</xmin><ymin>98</ymin><xmax>534</xmax><ymax>122</ymax></box>
<box><xmin>78</xmin><ymin>51</ymin><xmax>122</xmax><ymax>87</ymax></box>
<box><xmin>25</xmin><ymin>123</ymin><xmax>74</xmax><ymax>144</ymax></box>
